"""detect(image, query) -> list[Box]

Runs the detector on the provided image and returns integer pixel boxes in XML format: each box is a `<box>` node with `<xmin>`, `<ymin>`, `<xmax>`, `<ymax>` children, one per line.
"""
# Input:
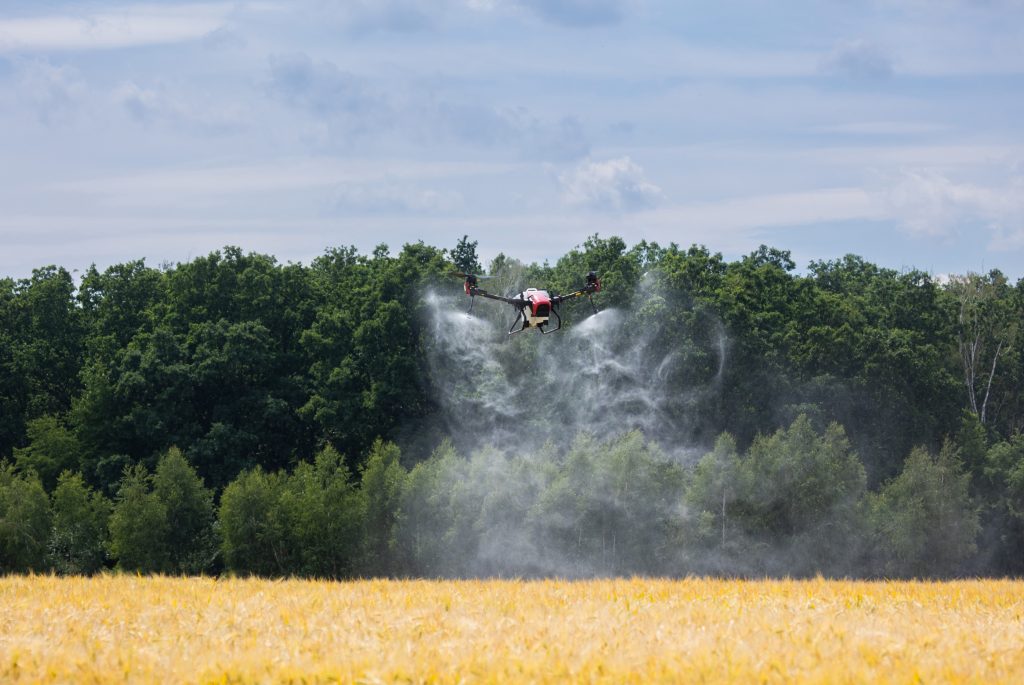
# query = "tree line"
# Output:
<box><xmin>2</xmin><ymin>236</ymin><xmax>1023</xmax><ymax>576</ymax></box>
<box><xmin>0</xmin><ymin>419</ymin><xmax>991</xmax><ymax>578</ymax></box>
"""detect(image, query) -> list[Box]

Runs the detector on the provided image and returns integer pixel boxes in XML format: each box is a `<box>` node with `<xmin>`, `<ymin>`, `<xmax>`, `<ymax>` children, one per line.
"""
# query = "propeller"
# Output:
<box><xmin>450</xmin><ymin>271</ymin><xmax>492</xmax><ymax>280</ymax></box>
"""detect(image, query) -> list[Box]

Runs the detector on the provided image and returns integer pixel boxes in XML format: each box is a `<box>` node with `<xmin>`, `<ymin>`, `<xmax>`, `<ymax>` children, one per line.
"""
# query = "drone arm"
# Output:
<box><xmin>551</xmin><ymin>285</ymin><xmax>599</xmax><ymax>305</ymax></box>
<box><xmin>552</xmin><ymin>272</ymin><xmax>601</xmax><ymax>305</ymax></box>
<box><xmin>551</xmin><ymin>289</ymin><xmax>585</xmax><ymax>305</ymax></box>
<box><xmin>469</xmin><ymin>287</ymin><xmax>527</xmax><ymax>307</ymax></box>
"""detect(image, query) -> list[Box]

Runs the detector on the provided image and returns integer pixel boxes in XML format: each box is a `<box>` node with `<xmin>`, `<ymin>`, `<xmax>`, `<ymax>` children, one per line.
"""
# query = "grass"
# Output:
<box><xmin>1</xmin><ymin>575</ymin><xmax>1022</xmax><ymax>683</ymax></box>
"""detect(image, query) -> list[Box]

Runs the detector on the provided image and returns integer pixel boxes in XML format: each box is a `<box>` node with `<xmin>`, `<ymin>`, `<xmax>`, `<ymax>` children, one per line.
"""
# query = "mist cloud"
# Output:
<box><xmin>422</xmin><ymin>276</ymin><xmax>717</xmax><ymax>454</ymax></box>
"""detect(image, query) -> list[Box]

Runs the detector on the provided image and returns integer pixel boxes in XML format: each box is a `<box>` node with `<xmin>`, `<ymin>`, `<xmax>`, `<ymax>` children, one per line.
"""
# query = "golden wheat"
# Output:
<box><xmin>0</xmin><ymin>575</ymin><xmax>1021</xmax><ymax>683</ymax></box>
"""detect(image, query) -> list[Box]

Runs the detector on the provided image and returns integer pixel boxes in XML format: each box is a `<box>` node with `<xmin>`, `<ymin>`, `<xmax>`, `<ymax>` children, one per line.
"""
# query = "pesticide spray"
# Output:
<box><xmin>407</xmin><ymin>281</ymin><xmax>732</xmax><ymax>577</ymax></box>
<box><xmin>422</xmin><ymin>291</ymin><xmax>690</xmax><ymax>453</ymax></box>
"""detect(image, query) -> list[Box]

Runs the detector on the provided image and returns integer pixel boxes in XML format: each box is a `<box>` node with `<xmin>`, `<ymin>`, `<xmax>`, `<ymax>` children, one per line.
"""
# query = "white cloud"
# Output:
<box><xmin>0</xmin><ymin>3</ymin><xmax>233</xmax><ymax>52</ymax></box>
<box><xmin>880</xmin><ymin>168</ymin><xmax>1024</xmax><ymax>244</ymax></box>
<box><xmin>560</xmin><ymin>157</ymin><xmax>663</xmax><ymax>211</ymax></box>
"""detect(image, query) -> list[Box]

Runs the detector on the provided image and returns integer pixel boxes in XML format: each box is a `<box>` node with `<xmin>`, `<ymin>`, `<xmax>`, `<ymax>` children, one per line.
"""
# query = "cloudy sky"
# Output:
<box><xmin>1</xmin><ymin>0</ymin><xmax>1023</xmax><ymax>278</ymax></box>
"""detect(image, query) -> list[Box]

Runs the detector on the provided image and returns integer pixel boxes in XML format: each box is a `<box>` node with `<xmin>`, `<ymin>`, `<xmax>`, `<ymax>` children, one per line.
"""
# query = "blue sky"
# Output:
<box><xmin>1</xmin><ymin>0</ymin><xmax>1023</xmax><ymax>278</ymax></box>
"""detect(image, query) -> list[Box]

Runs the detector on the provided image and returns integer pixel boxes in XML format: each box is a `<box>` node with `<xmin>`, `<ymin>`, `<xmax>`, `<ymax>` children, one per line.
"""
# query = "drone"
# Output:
<box><xmin>453</xmin><ymin>270</ymin><xmax>601</xmax><ymax>335</ymax></box>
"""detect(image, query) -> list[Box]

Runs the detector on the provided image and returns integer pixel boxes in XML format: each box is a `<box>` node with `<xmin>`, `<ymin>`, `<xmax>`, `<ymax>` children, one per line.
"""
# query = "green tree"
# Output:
<box><xmin>108</xmin><ymin>464</ymin><xmax>169</xmax><ymax>573</ymax></box>
<box><xmin>77</xmin><ymin>260</ymin><xmax>164</xmax><ymax>365</ymax></box>
<box><xmin>1003</xmin><ymin>444</ymin><xmax>1024</xmax><ymax>562</ymax></box>
<box><xmin>218</xmin><ymin>467</ymin><xmax>289</xmax><ymax>576</ymax></box>
<box><xmin>868</xmin><ymin>442</ymin><xmax>980</xmax><ymax>577</ymax></box>
<box><xmin>72</xmin><ymin>248</ymin><xmax>317</xmax><ymax>491</ymax></box>
<box><xmin>687</xmin><ymin>433</ymin><xmax>743</xmax><ymax>549</ymax></box>
<box><xmin>394</xmin><ymin>440</ymin><xmax>459</xmax><ymax>576</ymax></box>
<box><xmin>360</xmin><ymin>440</ymin><xmax>407</xmax><ymax>575</ymax></box>
<box><xmin>530</xmin><ymin>432</ymin><xmax>684</xmax><ymax>576</ymax></box>
<box><xmin>1</xmin><ymin>267</ymin><xmax>84</xmax><ymax>460</ymax></box>
<box><xmin>13</xmin><ymin>415</ymin><xmax>81</xmax><ymax>491</ymax></box>
<box><xmin>219</xmin><ymin>448</ymin><xmax>365</xmax><ymax>579</ymax></box>
<box><xmin>730</xmin><ymin>415</ymin><xmax>867</xmax><ymax>575</ymax></box>
<box><xmin>0</xmin><ymin>461</ymin><xmax>52</xmax><ymax>572</ymax></box>
<box><xmin>449</xmin><ymin>235</ymin><xmax>482</xmax><ymax>275</ymax></box>
<box><xmin>0</xmin><ymin>279</ymin><xmax>20</xmax><ymax>459</ymax></box>
<box><xmin>152</xmin><ymin>447</ymin><xmax>217</xmax><ymax>574</ymax></box>
<box><xmin>302</xmin><ymin>243</ymin><xmax>448</xmax><ymax>466</ymax></box>
<box><xmin>948</xmin><ymin>270</ymin><xmax>1017</xmax><ymax>425</ymax></box>
<box><xmin>956</xmin><ymin>410</ymin><xmax>990</xmax><ymax>488</ymax></box>
<box><xmin>548</xmin><ymin>235</ymin><xmax>643</xmax><ymax>314</ymax></box>
<box><xmin>48</xmin><ymin>471</ymin><xmax>111</xmax><ymax>574</ymax></box>
<box><xmin>277</xmin><ymin>445</ymin><xmax>364</xmax><ymax>577</ymax></box>
<box><xmin>980</xmin><ymin>435</ymin><xmax>1024</xmax><ymax>573</ymax></box>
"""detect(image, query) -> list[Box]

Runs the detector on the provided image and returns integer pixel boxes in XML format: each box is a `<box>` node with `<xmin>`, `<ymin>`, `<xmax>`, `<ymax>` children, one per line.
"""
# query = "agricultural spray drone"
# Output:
<box><xmin>452</xmin><ymin>270</ymin><xmax>601</xmax><ymax>335</ymax></box>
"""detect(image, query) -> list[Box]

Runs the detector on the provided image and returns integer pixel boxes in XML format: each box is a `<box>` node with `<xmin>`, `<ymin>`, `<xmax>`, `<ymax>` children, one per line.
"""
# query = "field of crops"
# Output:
<box><xmin>1</xmin><ymin>576</ymin><xmax>1022</xmax><ymax>683</ymax></box>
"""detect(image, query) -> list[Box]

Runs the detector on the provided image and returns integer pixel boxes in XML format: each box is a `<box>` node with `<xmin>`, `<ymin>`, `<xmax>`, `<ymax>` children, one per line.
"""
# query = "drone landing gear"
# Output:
<box><xmin>539</xmin><ymin>308</ymin><xmax>562</xmax><ymax>334</ymax></box>
<box><xmin>506</xmin><ymin>307</ymin><xmax>563</xmax><ymax>335</ymax></box>
<box><xmin>507</xmin><ymin>309</ymin><xmax>526</xmax><ymax>336</ymax></box>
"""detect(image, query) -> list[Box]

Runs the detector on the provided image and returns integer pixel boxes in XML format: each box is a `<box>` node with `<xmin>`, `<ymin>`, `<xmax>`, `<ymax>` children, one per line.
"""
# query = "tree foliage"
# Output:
<box><xmin>108</xmin><ymin>464</ymin><xmax>170</xmax><ymax>573</ymax></box>
<box><xmin>868</xmin><ymin>443</ymin><xmax>979</xmax><ymax>577</ymax></box>
<box><xmin>152</xmin><ymin>447</ymin><xmax>218</xmax><ymax>574</ymax></box>
<box><xmin>3</xmin><ymin>237</ymin><xmax>1024</xmax><ymax>577</ymax></box>
<box><xmin>0</xmin><ymin>461</ymin><xmax>51</xmax><ymax>573</ymax></box>
<box><xmin>13</xmin><ymin>415</ymin><xmax>82</xmax><ymax>491</ymax></box>
<box><xmin>49</xmin><ymin>471</ymin><xmax>111</xmax><ymax>575</ymax></box>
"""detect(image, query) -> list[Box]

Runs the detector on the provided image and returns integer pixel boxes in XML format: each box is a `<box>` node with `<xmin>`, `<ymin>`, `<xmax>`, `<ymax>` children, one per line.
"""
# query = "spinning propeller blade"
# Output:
<box><xmin>449</xmin><ymin>271</ymin><xmax>492</xmax><ymax>279</ymax></box>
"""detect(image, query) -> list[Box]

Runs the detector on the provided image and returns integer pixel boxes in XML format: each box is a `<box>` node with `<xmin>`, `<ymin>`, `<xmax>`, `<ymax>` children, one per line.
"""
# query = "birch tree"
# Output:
<box><xmin>948</xmin><ymin>271</ymin><xmax>1016</xmax><ymax>425</ymax></box>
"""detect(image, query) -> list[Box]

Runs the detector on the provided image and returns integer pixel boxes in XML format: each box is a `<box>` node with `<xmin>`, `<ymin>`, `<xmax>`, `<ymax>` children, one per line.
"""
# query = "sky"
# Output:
<box><xmin>1</xmin><ymin>0</ymin><xmax>1023</xmax><ymax>279</ymax></box>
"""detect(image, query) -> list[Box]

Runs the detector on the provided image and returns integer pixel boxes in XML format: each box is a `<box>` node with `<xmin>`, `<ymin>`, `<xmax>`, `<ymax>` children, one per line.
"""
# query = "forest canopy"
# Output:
<box><xmin>1</xmin><ymin>236</ymin><xmax>1023</xmax><ymax>578</ymax></box>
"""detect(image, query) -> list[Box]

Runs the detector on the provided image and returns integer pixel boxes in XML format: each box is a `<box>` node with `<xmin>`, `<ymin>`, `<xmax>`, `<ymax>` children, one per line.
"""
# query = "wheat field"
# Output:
<box><xmin>1</xmin><ymin>575</ymin><xmax>1022</xmax><ymax>684</ymax></box>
